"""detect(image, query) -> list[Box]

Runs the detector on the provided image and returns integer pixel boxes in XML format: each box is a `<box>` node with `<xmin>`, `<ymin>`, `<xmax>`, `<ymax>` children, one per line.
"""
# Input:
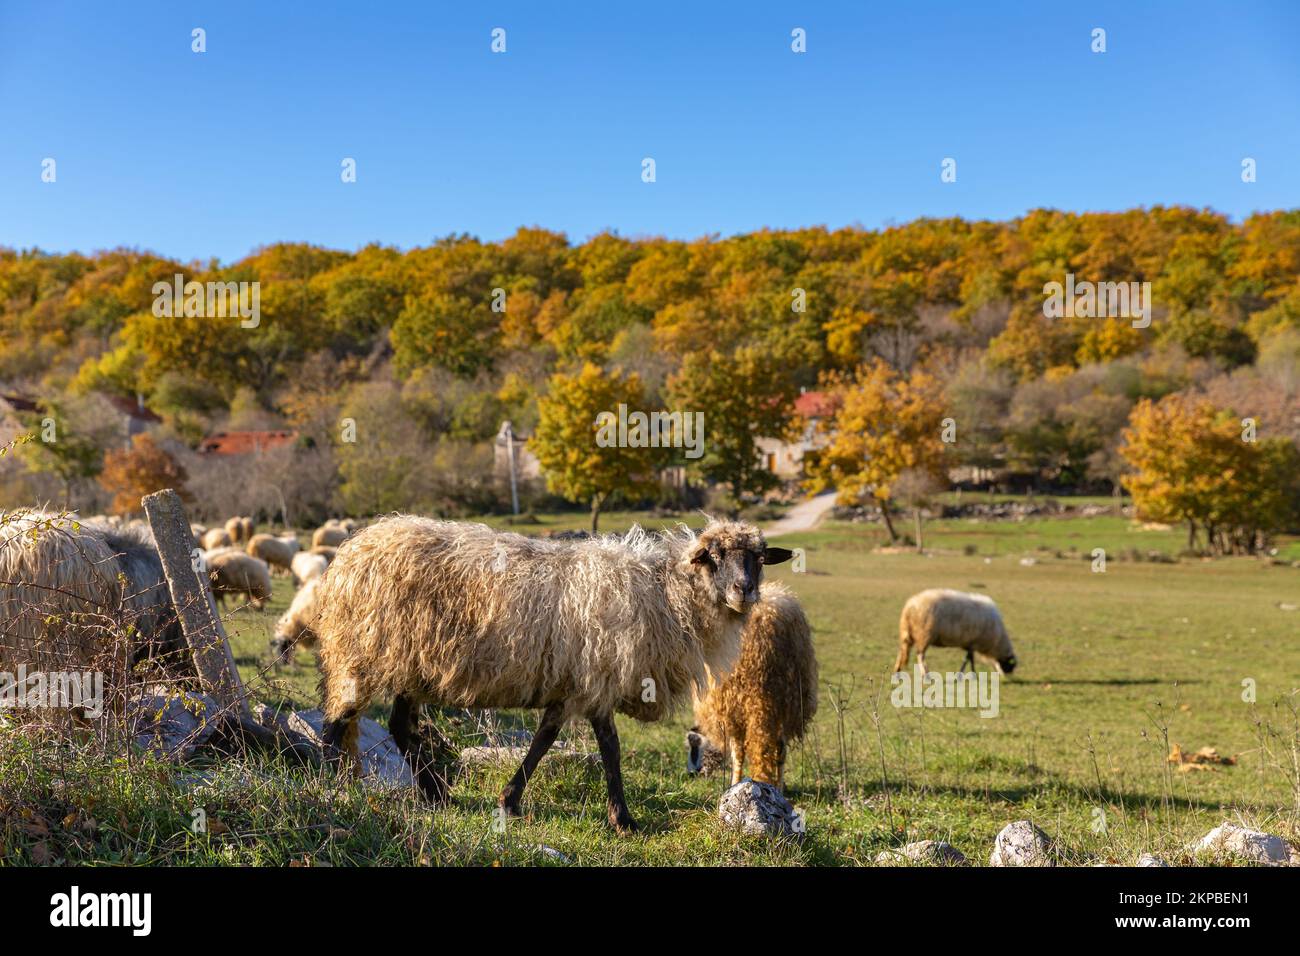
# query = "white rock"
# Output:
<box><xmin>718</xmin><ymin>779</ymin><xmax>801</xmax><ymax>838</ymax></box>
<box><xmin>1192</xmin><ymin>823</ymin><xmax>1292</xmax><ymax>865</ymax></box>
<box><xmin>989</xmin><ymin>820</ymin><xmax>1056</xmax><ymax>867</ymax></box>
<box><xmin>288</xmin><ymin>708</ymin><xmax>415</xmax><ymax>790</ymax></box>
<box><xmin>1137</xmin><ymin>853</ymin><xmax>1170</xmax><ymax>867</ymax></box>
<box><xmin>875</xmin><ymin>839</ymin><xmax>966</xmax><ymax>866</ymax></box>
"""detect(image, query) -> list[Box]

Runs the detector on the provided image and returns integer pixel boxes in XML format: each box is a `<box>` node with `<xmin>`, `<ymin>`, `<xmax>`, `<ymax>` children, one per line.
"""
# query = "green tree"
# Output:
<box><xmin>667</xmin><ymin>345</ymin><xmax>798</xmax><ymax>503</ymax></box>
<box><xmin>530</xmin><ymin>363</ymin><xmax>661</xmax><ymax>531</ymax></box>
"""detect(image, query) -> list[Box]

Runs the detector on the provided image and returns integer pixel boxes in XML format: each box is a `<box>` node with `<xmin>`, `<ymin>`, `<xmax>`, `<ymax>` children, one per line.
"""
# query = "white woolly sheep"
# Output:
<box><xmin>205</xmin><ymin>551</ymin><xmax>272</xmax><ymax>610</ymax></box>
<box><xmin>224</xmin><ymin>516</ymin><xmax>255</xmax><ymax>545</ymax></box>
<box><xmin>202</xmin><ymin>527</ymin><xmax>233</xmax><ymax>551</ymax></box>
<box><xmin>313</xmin><ymin>516</ymin><xmax>792</xmax><ymax>833</ymax></box>
<box><xmin>687</xmin><ymin>581</ymin><xmax>817</xmax><ymax>790</ymax></box>
<box><xmin>894</xmin><ymin>588</ymin><xmax>1018</xmax><ymax>676</ymax></box>
<box><xmin>290</xmin><ymin>551</ymin><xmax>328</xmax><ymax>586</ymax></box>
<box><xmin>269</xmin><ymin>576</ymin><xmax>320</xmax><ymax>663</ymax></box>
<box><xmin>0</xmin><ymin>511</ymin><xmax>184</xmax><ymax>682</ymax></box>
<box><xmin>312</xmin><ymin>524</ymin><xmax>348</xmax><ymax>549</ymax></box>
<box><xmin>246</xmin><ymin>533</ymin><xmax>300</xmax><ymax>573</ymax></box>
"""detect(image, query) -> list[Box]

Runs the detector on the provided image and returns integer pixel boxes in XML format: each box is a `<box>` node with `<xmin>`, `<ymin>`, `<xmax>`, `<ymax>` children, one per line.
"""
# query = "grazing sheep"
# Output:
<box><xmin>206</xmin><ymin>551</ymin><xmax>272</xmax><ymax>610</ymax></box>
<box><xmin>202</xmin><ymin>527</ymin><xmax>233</xmax><ymax>551</ymax></box>
<box><xmin>309</xmin><ymin>544</ymin><xmax>338</xmax><ymax>562</ymax></box>
<box><xmin>223</xmin><ymin>516</ymin><xmax>256</xmax><ymax>545</ymax></box>
<box><xmin>290</xmin><ymin>551</ymin><xmax>329</xmax><ymax>586</ymax></box>
<box><xmin>94</xmin><ymin>523</ymin><xmax>185</xmax><ymax>663</ymax></box>
<box><xmin>687</xmin><ymin>581</ymin><xmax>817</xmax><ymax>790</ymax></box>
<box><xmin>894</xmin><ymin>588</ymin><xmax>1017</xmax><ymax>677</ymax></box>
<box><xmin>0</xmin><ymin>511</ymin><xmax>183</xmax><ymax>680</ymax></box>
<box><xmin>190</xmin><ymin>523</ymin><xmax>207</xmax><ymax>546</ymax></box>
<box><xmin>312</xmin><ymin>524</ymin><xmax>348</xmax><ymax>549</ymax></box>
<box><xmin>270</xmin><ymin>576</ymin><xmax>320</xmax><ymax>662</ymax></box>
<box><xmin>314</xmin><ymin>516</ymin><xmax>792</xmax><ymax>833</ymax></box>
<box><xmin>246</xmin><ymin>533</ymin><xmax>300</xmax><ymax>573</ymax></box>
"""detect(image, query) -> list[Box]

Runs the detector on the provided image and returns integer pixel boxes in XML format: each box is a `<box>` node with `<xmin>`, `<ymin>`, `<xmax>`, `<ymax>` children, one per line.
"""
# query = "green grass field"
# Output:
<box><xmin>3</xmin><ymin>512</ymin><xmax>1299</xmax><ymax>866</ymax></box>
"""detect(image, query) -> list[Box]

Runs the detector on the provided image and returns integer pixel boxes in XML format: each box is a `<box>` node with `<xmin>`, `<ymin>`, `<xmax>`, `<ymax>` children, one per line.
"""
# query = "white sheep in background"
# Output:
<box><xmin>894</xmin><ymin>588</ymin><xmax>1018</xmax><ymax>676</ymax></box>
<box><xmin>270</xmin><ymin>576</ymin><xmax>320</xmax><ymax>663</ymax></box>
<box><xmin>290</xmin><ymin>551</ymin><xmax>328</xmax><ymax>586</ymax></box>
<box><xmin>246</xmin><ymin>533</ymin><xmax>300</xmax><ymax>573</ymax></box>
<box><xmin>202</xmin><ymin>527</ymin><xmax>233</xmax><ymax>551</ymax></box>
<box><xmin>205</xmin><ymin>551</ymin><xmax>272</xmax><ymax>610</ymax></box>
<box><xmin>311</xmin><ymin>524</ymin><xmax>348</xmax><ymax>549</ymax></box>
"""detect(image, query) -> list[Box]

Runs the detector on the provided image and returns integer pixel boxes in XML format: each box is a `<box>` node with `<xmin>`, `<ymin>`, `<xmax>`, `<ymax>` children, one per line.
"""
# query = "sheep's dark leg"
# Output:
<box><xmin>961</xmin><ymin>649</ymin><xmax>974</xmax><ymax>672</ymax></box>
<box><xmin>498</xmin><ymin>702</ymin><xmax>565</xmax><ymax>817</ymax></box>
<box><xmin>590</xmin><ymin>713</ymin><xmax>638</xmax><ymax>835</ymax></box>
<box><xmin>391</xmin><ymin>693</ymin><xmax>448</xmax><ymax>805</ymax></box>
<box><xmin>321</xmin><ymin>706</ymin><xmax>359</xmax><ymax>767</ymax></box>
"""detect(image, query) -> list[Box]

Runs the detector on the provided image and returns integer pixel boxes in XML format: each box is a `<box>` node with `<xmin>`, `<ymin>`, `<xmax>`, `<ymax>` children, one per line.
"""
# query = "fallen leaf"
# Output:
<box><xmin>1168</xmin><ymin>743</ymin><xmax>1235</xmax><ymax>767</ymax></box>
<box><xmin>18</xmin><ymin>812</ymin><xmax>50</xmax><ymax>839</ymax></box>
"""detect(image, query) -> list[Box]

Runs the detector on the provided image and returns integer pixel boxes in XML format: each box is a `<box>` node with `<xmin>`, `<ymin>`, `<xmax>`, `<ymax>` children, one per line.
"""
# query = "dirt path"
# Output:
<box><xmin>764</xmin><ymin>492</ymin><xmax>838</xmax><ymax>537</ymax></box>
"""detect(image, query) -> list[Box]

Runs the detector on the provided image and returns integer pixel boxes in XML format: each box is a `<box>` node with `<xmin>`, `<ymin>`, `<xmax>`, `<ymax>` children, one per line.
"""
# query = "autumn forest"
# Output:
<box><xmin>3</xmin><ymin>206</ymin><xmax>1299</xmax><ymax>550</ymax></box>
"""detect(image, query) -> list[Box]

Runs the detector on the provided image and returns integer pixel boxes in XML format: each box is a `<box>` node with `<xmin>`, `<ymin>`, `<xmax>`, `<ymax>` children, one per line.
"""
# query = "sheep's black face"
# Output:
<box><xmin>269</xmin><ymin>635</ymin><xmax>294</xmax><ymax>664</ymax></box>
<box><xmin>999</xmin><ymin>655</ymin><xmax>1017</xmax><ymax>674</ymax></box>
<box><xmin>690</xmin><ymin>523</ymin><xmax>793</xmax><ymax>614</ymax></box>
<box><xmin>685</xmin><ymin>728</ymin><xmax>723</xmax><ymax>774</ymax></box>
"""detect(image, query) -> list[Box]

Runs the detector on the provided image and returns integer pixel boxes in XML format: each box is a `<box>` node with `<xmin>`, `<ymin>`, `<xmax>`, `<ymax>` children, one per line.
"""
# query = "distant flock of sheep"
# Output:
<box><xmin>0</xmin><ymin>506</ymin><xmax>1019</xmax><ymax>835</ymax></box>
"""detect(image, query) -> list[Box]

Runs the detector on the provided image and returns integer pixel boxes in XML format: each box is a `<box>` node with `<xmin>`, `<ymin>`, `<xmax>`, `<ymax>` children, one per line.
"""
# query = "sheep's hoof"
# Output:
<box><xmin>498</xmin><ymin>795</ymin><xmax>524</xmax><ymax>818</ymax></box>
<box><xmin>609</xmin><ymin>811</ymin><xmax>639</xmax><ymax>836</ymax></box>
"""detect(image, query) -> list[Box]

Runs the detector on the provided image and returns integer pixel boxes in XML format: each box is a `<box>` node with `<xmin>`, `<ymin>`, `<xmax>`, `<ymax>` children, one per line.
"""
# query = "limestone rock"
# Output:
<box><xmin>875</xmin><ymin>839</ymin><xmax>966</xmax><ymax>866</ymax></box>
<box><xmin>718</xmin><ymin>779</ymin><xmax>801</xmax><ymax>838</ymax></box>
<box><xmin>989</xmin><ymin>820</ymin><xmax>1056</xmax><ymax>867</ymax></box>
<box><xmin>1192</xmin><ymin>823</ymin><xmax>1292</xmax><ymax>865</ymax></box>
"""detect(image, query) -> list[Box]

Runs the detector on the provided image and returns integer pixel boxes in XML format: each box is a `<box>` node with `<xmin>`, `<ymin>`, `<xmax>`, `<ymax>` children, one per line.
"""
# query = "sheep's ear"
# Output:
<box><xmin>690</xmin><ymin>544</ymin><xmax>714</xmax><ymax>566</ymax></box>
<box><xmin>763</xmin><ymin>547</ymin><xmax>794</xmax><ymax>565</ymax></box>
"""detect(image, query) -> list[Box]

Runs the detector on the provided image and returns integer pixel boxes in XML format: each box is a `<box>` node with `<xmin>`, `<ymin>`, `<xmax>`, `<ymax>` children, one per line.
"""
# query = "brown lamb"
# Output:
<box><xmin>687</xmin><ymin>581</ymin><xmax>817</xmax><ymax>790</ymax></box>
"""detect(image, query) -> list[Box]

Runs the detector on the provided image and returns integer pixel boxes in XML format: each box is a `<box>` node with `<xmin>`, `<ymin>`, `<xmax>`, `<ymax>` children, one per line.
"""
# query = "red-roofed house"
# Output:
<box><xmin>758</xmin><ymin>389</ymin><xmax>838</xmax><ymax>480</ymax></box>
<box><xmin>199</xmin><ymin>430</ymin><xmax>298</xmax><ymax>455</ymax></box>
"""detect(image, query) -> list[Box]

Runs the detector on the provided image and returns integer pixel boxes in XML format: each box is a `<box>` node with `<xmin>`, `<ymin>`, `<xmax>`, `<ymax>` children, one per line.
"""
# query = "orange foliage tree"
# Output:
<box><xmin>99</xmin><ymin>434</ymin><xmax>191</xmax><ymax>515</ymax></box>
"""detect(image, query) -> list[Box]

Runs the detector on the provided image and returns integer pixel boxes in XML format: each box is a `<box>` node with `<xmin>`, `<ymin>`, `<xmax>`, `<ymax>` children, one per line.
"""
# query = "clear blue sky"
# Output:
<box><xmin>2</xmin><ymin>1</ymin><xmax>1297</xmax><ymax>263</ymax></box>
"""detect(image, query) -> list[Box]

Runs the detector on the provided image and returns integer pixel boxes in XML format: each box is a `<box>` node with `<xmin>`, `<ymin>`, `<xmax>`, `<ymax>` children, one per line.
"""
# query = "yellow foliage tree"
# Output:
<box><xmin>1121</xmin><ymin>394</ymin><xmax>1300</xmax><ymax>553</ymax></box>
<box><xmin>804</xmin><ymin>360</ymin><xmax>948</xmax><ymax>541</ymax></box>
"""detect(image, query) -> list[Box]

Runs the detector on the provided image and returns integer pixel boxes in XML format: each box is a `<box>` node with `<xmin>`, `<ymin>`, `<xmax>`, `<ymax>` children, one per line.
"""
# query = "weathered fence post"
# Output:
<box><xmin>140</xmin><ymin>487</ymin><xmax>320</xmax><ymax>764</ymax></box>
<box><xmin>142</xmin><ymin>488</ymin><xmax>250</xmax><ymax>718</ymax></box>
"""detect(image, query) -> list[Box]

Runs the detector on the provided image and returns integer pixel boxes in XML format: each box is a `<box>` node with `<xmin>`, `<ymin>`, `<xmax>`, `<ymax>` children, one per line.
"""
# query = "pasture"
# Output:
<box><xmin>3</xmin><ymin>511</ymin><xmax>1298</xmax><ymax>865</ymax></box>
